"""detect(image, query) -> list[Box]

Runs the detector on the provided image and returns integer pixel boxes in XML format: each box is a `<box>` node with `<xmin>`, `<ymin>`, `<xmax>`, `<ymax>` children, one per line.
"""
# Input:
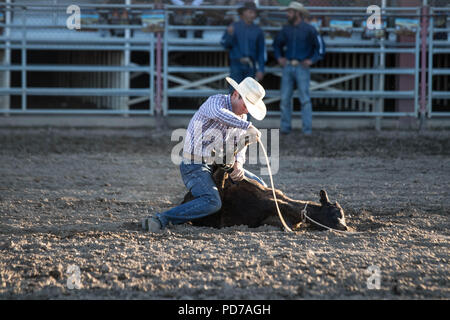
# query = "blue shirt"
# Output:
<box><xmin>273</xmin><ymin>21</ymin><xmax>325</xmax><ymax>64</ymax></box>
<box><xmin>221</xmin><ymin>20</ymin><xmax>266</xmax><ymax>73</ymax></box>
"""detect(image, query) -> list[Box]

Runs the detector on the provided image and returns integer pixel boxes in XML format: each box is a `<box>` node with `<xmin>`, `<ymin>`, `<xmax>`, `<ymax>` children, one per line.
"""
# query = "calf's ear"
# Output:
<box><xmin>319</xmin><ymin>190</ymin><xmax>330</xmax><ymax>205</ymax></box>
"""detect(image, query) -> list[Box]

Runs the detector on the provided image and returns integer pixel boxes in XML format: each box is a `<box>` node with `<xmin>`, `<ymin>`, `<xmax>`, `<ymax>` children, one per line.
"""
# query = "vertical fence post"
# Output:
<box><xmin>375</xmin><ymin>0</ymin><xmax>387</xmax><ymax>131</ymax></box>
<box><xmin>162</xmin><ymin>4</ymin><xmax>168</xmax><ymax>118</ymax></box>
<box><xmin>427</xmin><ymin>6</ymin><xmax>433</xmax><ymax>118</ymax></box>
<box><xmin>1</xmin><ymin>0</ymin><xmax>11</xmax><ymax>113</ymax></box>
<box><xmin>414</xmin><ymin>7</ymin><xmax>420</xmax><ymax>121</ymax></box>
<box><xmin>123</xmin><ymin>0</ymin><xmax>131</xmax><ymax>115</ymax></box>
<box><xmin>156</xmin><ymin>23</ymin><xmax>162</xmax><ymax>113</ymax></box>
<box><xmin>419</xmin><ymin>1</ymin><xmax>429</xmax><ymax>129</ymax></box>
<box><xmin>149</xmin><ymin>32</ymin><xmax>154</xmax><ymax>115</ymax></box>
<box><xmin>21</xmin><ymin>5</ymin><xmax>27</xmax><ymax>111</ymax></box>
<box><xmin>154</xmin><ymin>0</ymin><xmax>164</xmax><ymax>127</ymax></box>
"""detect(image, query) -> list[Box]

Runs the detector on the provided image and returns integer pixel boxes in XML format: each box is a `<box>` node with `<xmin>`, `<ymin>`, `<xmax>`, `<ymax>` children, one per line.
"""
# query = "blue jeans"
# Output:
<box><xmin>155</xmin><ymin>162</ymin><xmax>267</xmax><ymax>229</ymax></box>
<box><xmin>280</xmin><ymin>64</ymin><xmax>312</xmax><ymax>134</ymax></box>
<box><xmin>229</xmin><ymin>59</ymin><xmax>256</xmax><ymax>85</ymax></box>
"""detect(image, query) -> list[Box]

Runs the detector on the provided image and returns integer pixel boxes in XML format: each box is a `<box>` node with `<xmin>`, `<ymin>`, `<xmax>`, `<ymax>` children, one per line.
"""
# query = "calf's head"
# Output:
<box><xmin>307</xmin><ymin>190</ymin><xmax>348</xmax><ymax>231</ymax></box>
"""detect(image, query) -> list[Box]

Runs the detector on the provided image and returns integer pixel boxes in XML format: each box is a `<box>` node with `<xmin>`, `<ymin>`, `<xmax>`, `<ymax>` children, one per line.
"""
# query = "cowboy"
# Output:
<box><xmin>142</xmin><ymin>77</ymin><xmax>267</xmax><ymax>232</ymax></box>
<box><xmin>221</xmin><ymin>2</ymin><xmax>266</xmax><ymax>85</ymax></box>
<box><xmin>273</xmin><ymin>1</ymin><xmax>325</xmax><ymax>135</ymax></box>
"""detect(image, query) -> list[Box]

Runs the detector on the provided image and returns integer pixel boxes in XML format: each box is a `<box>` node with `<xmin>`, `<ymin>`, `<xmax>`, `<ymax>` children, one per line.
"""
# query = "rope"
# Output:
<box><xmin>257</xmin><ymin>138</ymin><xmax>293</xmax><ymax>232</ymax></box>
<box><xmin>301</xmin><ymin>203</ymin><xmax>363</xmax><ymax>235</ymax></box>
<box><xmin>258</xmin><ymin>138</ymin><xmax>362</xmax><ymax>235</ymax></box>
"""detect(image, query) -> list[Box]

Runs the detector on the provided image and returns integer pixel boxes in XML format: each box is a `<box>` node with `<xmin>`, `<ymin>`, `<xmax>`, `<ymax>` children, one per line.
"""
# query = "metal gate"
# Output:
<box><xmin>0</xmin><ymin>1</ymin><xmax>448</xmax><ymax>123</ymax></box>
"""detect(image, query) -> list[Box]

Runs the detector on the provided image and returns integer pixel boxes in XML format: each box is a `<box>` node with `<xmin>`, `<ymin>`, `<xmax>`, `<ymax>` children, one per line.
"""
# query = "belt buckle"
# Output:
<box><xmin>290</xmin><ymin>59</ymin><xmax>300</xmax><ymax>66</ymax></box>
<box><xmin>239</xmin><ymin>57</ymin><xmax>253</xmax><ymax>68</ymax></box>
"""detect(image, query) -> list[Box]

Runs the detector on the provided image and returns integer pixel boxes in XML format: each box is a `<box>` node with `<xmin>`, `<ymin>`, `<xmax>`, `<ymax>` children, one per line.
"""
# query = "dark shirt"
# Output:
<box><xmin>273</xmin><ymin>21</ymin><xmax>325</xmax><ymax>64</ymax></box>
<box><xmin>221</xmin><ymin>19</ymin><xmax>266</xmax><ymax>73</ymax></box>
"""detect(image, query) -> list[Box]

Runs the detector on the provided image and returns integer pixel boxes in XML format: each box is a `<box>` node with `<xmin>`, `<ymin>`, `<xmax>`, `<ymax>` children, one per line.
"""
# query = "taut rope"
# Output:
<box><xmin>258</xmin><ymin>138</ymin><xmax>362</xmax><ymax>235</ymax></box>
<box><xmin>300</xmin><ymin>203</ymin><xmax>363</xmax><ymax>235</ymax></box>
<box><xmin>258</xmin><ymin>138</ymin><xmax>293</xmax><ymax>232</ymax></box>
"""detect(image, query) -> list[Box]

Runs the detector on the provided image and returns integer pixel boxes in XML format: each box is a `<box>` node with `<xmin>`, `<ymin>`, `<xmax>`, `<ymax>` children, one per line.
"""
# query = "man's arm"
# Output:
<box><xmin>229</xmin><ymin>160</ymin><xmax>245</xmax><ymax>181</ymax></box>
<box><xmin>256</xmin><ymin>28</ymin><xmax>266</xmax><ymax>74</ymax></box>
<box><xmin>232</xmin><ymin>123</ymin><xmax>262</xmax><ymax>180</ymax></box>
<box><xmin>317</xmin><ymin>33</ymin><xmax>326</xmax><ymax>61</ymax></box>
<box><xmin>221</xmin><ymin>23</ymin><xmax>235</xmax><ymax>49</ymax></box>
<box><xmin>203</xmin><ymin>96</ymin><xmax>250</xmax><ymax>130</ymax></box>
<box><xmin>273</xmin><ymin>27</ymin><xmax>286</xmax><ymax>61</ymax></box>
<box><xmin>273</xmin><ymin>27</ymin><xmax>287</xmax><ymax>66</ymax></box>
<box><xmin>234</xmin><ymin>123</ymin><xmax>261</xmax><ymax>164</ymax></box>
<box><xmin>308</xmin><ymin>28</ymin><xmax>325</xmax><ymax>65</ymax></box>
<box><xmin>256</xmin><ymin>29</ymin><xmax>266</xmax><ymax>81</ymax></box>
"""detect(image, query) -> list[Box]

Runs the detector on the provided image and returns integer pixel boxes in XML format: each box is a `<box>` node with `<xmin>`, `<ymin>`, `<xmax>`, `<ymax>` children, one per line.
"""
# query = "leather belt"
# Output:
<box><xmin>239</xmin><ymin>57</ymin><xmax>254</xmax><ymax>68</ymax></box>
<box><xmin>182</xmin><ymin>152</ymin><xmax>237</xmax><ymax>166</ymax></box>
<box><xmin>182</xmin><ymin>152</ymin><xmax>214</xmax><ymax>165</ymax></box>
<box><xmin>288</xmin><ymin>59</ymin><xmax>300</xmax><ymax>66</ymax></box>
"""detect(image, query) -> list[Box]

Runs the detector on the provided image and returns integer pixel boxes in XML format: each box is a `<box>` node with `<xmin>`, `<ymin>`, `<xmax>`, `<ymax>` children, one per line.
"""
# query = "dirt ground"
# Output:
<box><xmin>0</xmin><ymin>127</ymin><xmax>449</xmax><ymax>300</ymax></box>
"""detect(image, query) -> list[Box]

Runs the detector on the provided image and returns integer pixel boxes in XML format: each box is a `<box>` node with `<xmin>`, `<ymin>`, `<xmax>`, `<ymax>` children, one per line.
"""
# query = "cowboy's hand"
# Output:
<box><xmin>227</xmin><ymin>24</ymin><xmax>234</xmax><ymax>35</ymax></box>
<box><xmin>301</xmin><ymin>59</ymin><xmax>313</xmax><ymax>67</ymax></box>
<box><xmin>278</xmin><ymin>57</ymin><xmax>287</xmax><ymax>67</ymax></box>
<box><xmin>255</xmin><ymin>71</ymin><xmax>264</xmax><ymax>81</ymax></box>
<box><xmin>230</xmin><ymin>161</ymin><xmax>245</xmax><ymax>182</ymax></box>
<box><xmin>246</xmin><ymin>124</ymin><xmax>261</xmax><ymax>145</ymax></box>
<box><xmin>237</xmin><ymin>125</ymin><xmax>261</xmax><ymax>152</ymax></box>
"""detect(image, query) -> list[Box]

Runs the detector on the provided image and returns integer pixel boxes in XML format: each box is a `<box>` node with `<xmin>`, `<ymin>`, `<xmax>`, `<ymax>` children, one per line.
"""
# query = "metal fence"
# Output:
<box><xmin>0</xmin><ymin>1</ymin><xmax>157</xmax><ymax>114</ymax></box>
<box><xmin>163</xmin><ymin>3</ymin><xmax>422</xmax><ymax>124</ymax></box>
<box><xmin>428</xmin><ymin>6</ymin><xmax>450</xmax><ymax>117</ymax></box>
<box><xmin>0</xmin><ymin>1</ymin><xmax>449</xmax><ymax>122</ymax></box>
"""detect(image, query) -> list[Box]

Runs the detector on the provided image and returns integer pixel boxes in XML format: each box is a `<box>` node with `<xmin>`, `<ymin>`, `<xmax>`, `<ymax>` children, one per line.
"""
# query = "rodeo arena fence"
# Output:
<box><xmin>0</xmin><ymin>0</ymin><xmax>449</xmax><ymax>129</ymax></box>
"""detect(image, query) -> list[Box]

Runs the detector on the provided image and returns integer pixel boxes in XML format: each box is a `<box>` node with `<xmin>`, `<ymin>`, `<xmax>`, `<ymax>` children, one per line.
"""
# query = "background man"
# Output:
<box><xmin>273</xmin><ymin>1</ymin><xmax>325</xmax><ymax>135</ymax></box>
<box><xmin>142</xmin><ymin>77</ymin><xmax>266</xmax><ymax>232</ymax></box>
<box><xmin>221</xmin><ymin>1</ymin><xmax>266</xmax><ymax>85</ymax></box>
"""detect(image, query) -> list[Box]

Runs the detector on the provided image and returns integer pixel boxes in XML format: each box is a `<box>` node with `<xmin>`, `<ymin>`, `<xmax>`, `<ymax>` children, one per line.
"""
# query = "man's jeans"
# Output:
<box><xmin>280</xmin><ymin>64</ymin><xmax>312</xmax><ymax>134</ymax></box>
<box><xmin>155</xmin><ymin>162</ymin><xmax>267</xmax><ymax>229</ymax></box>
<box><xmin>230</xmin><ymin>59</ymin><xmax>256</xmax><ymax>85</ymax></box>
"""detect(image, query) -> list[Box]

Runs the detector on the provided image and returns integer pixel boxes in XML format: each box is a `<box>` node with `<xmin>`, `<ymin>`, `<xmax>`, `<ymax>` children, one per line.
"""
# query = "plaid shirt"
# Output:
<box><xmin>183</xmin><ymin>94</ymin><xmax>251</xmax><ymax>164</ymax></box>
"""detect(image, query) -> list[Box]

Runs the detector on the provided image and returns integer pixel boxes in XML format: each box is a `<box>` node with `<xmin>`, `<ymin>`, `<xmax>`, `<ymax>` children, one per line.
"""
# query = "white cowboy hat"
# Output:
<box><xmin>226</xmin><ymin>76</ymin><xmax>267</xmax><ymax>121</ymax></box>
<box><xmin>281</xmin><ymin>1</ymin><xmax>309</xmax><ymax>15</ymax></box>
